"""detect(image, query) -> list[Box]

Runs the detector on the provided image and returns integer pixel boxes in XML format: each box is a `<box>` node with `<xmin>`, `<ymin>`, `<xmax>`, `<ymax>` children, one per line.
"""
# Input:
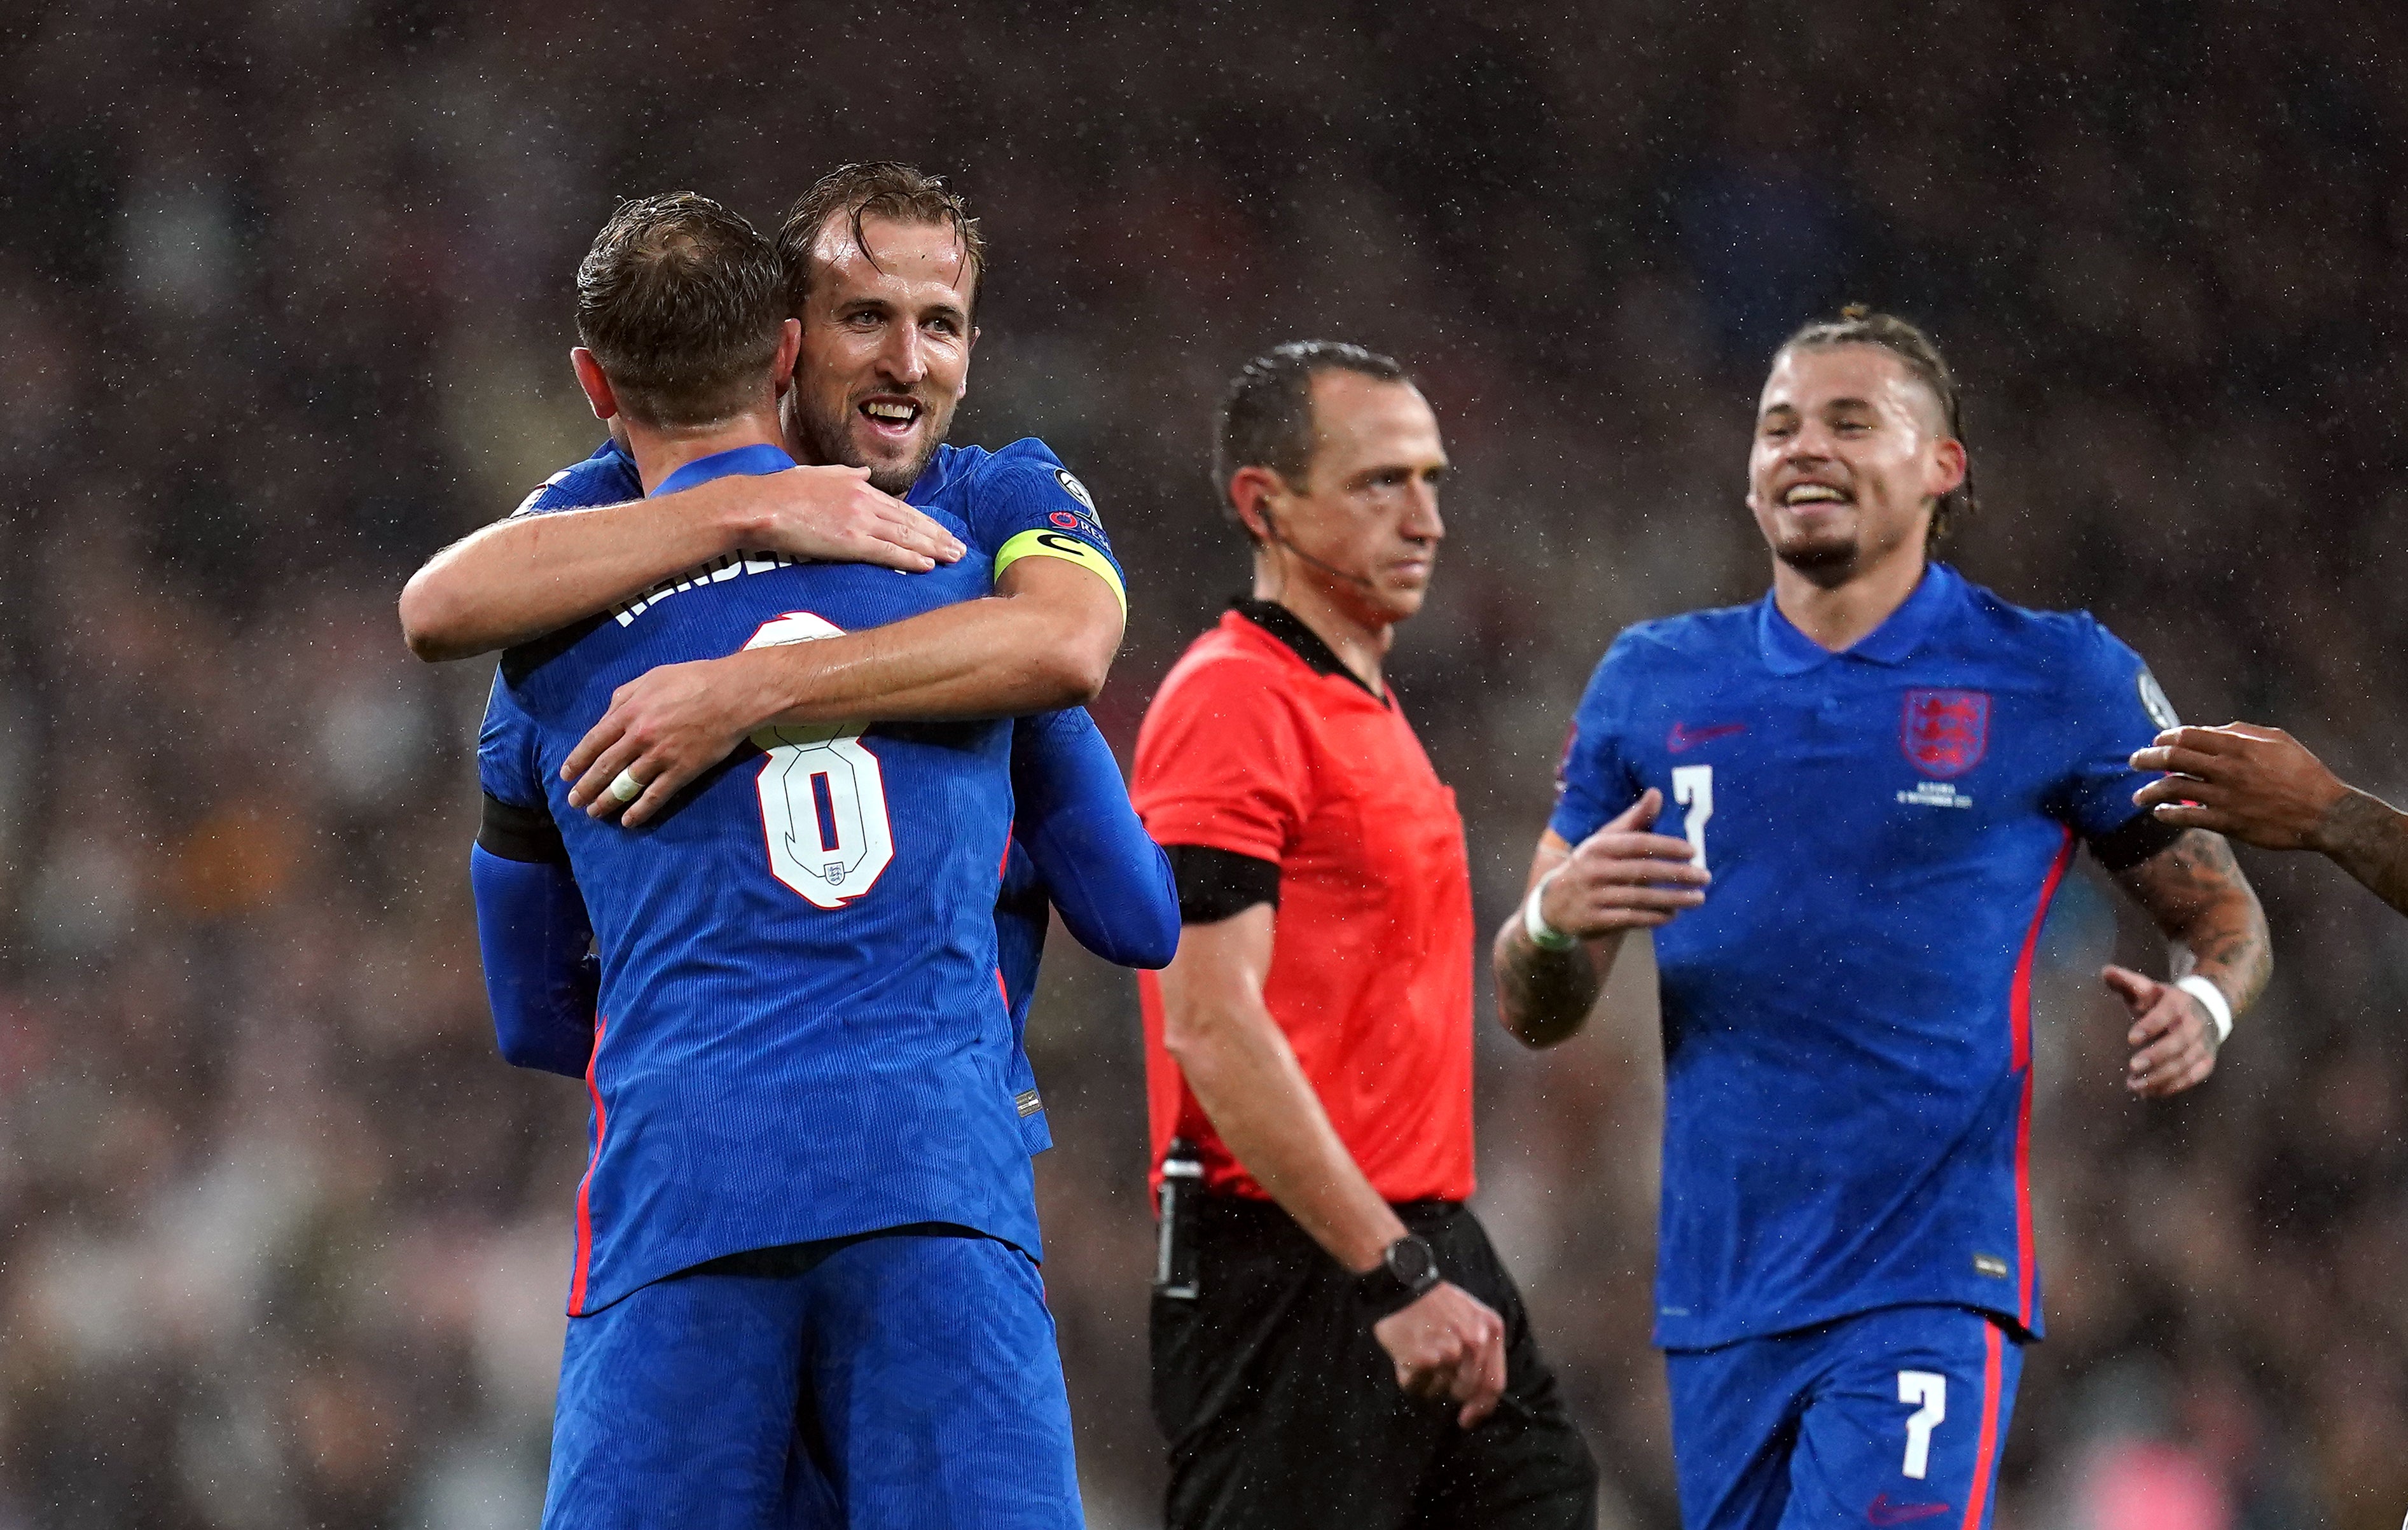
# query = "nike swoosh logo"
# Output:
<box><xmin>1866</xmin><ymin>1494</ymin><xmax>1953</xmax><ymax>1525</ymax></box>
<box><xmin>1667</xmin><ymin>721</ymin><xmax>1746</xmax><ymax>753</ymax></box>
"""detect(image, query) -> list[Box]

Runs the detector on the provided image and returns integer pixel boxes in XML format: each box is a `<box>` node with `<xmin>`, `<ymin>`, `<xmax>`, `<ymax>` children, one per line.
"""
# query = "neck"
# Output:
<box><xmin>1252</xmin><ymin>553</ymin><xmax>1394</xmax><ymax>694</ymax></box>
<box><xmin>625</xmin><ymin>405</ymin><xmax>785</xmax><ymax>496</ymax></box>
<box><xmin>1769</xmin><ymin>539</ymin><xmax>1930</xmax><ymax>653</ymax></box>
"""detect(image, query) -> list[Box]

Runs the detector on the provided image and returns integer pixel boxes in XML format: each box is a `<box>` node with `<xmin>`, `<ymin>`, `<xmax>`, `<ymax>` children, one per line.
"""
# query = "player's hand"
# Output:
<box><xmin>2101</xmin><ymin>964</ymin><xmax>2220</xmax><ymax>1097</ymax></box>
<box><xmin>1371</xmin><ymin>1281</ymin><xmax>1508</xmax><ymax>1428</ymax></box>
<box><xmin>733</xmin><ymin>465</ymin><xmax>964</xmax><ymax>572</ymax></box>
<box><xmin>1538</xmin><ymin>788</ymin><xmax>1711</xmax><ymax>938</ymax></box>
<box><xmin>2129</xmin><ymin>723</ymin><xmax>2349</xmax><ymax>852</ymax></box>
<box><xmin>562</xmin><ymin>650</ymin><xmax>784</xmax><ymax>827</ymax></box>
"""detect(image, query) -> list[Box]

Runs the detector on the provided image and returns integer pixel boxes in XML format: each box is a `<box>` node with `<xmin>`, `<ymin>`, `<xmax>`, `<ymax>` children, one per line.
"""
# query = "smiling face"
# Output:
<box><xmin>1746</xmin><ymin>342</ymin><xmax>1966</xmax><ymax>585</ymax></box>
<box><xmin>782</xmin><ymin>211</ymin><xmax>978</xmax><ymax>493</ymax></box>
<box><xmin>1241</xmin><ymin>371</ymin><xmax>1448</xmax><ymax>627</ymax></box>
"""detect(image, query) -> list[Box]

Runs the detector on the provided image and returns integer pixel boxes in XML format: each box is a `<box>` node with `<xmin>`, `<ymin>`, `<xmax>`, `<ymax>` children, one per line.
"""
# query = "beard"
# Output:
<box><xmin>1773</xmin><ymin>528</ymin><xmax>1861</xmax><ymax>583</ymax></box>
<box><xmin>791</xmin><ymin>393</ymin><xmax>953</xmax><ymax>495</ymax></box>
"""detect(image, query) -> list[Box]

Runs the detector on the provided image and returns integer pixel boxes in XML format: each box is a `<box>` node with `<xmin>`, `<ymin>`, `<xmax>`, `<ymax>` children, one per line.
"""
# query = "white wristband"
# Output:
<box><xmin>1522</xmin><ymin>871</ymin><xmax>1577</xmax><ymax>952</ymax></box>
<box><xmin>2175</xmin><ymin>975</ymin><xmax>2232</xmax><ymax>1047</ymax></box>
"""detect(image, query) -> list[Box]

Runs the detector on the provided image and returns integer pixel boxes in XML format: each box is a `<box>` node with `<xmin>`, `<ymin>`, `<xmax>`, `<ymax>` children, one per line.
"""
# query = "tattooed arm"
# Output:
<box><xmin>2133</xmin><ymin>723</ymin><xmax>2408</xmax><ymax>917</ymax></box>
<box><xmin>2102</xmin><ymin>828</ymin><xmax>2271</xmax><ymax>1097</ymax></box>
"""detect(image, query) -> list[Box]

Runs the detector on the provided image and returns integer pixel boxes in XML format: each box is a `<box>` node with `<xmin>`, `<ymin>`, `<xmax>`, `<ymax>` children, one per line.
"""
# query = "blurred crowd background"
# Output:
<box><xmin>5</xmin><ymin>1</ymin><xmax>2407</xmax><ymax>1526</ymax></box>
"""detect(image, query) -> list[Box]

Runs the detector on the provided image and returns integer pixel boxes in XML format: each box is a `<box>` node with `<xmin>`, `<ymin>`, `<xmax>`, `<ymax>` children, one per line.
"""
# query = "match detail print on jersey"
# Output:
<box><xmin>744</xmin><ymin>612</ymin><xmax>894</xmax><ymax>908</ymax></box>
<box><xmin>992</xmin><ymin>529</ymin><xmax>1127</xmax><ymax>615</ymax></box>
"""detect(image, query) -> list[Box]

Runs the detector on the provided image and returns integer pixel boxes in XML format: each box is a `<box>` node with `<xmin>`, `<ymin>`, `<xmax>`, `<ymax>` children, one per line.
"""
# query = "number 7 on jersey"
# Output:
<box><xmin>1672</xmin><ymin>765</ymin><xmax>1713</xmax><ymax>872</ymax></box>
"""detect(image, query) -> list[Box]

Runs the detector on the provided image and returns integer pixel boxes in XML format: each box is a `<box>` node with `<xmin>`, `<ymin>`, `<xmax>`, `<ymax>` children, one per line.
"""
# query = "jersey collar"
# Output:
<box><xmin>654</xmin><ymin>442</ymin><xmax>796</xmax><ymax>497</ymax></box>
<box><xmin>1228</xmin><ymin>597</ymin><xmax>1388</xmax><ymax>706</ymax></box>
<box><xmin>1757</xmin><ymin>561</ymin><xmax>1962</xmax><ymax>675</ymax></box>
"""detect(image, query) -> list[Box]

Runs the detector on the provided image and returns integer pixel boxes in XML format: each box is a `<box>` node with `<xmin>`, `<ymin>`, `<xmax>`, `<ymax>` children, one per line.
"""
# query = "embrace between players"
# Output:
<box><xmin>399</xmin><ymin>163</ymin><xmax>2348</xmax><ymax>1530</ymax></box>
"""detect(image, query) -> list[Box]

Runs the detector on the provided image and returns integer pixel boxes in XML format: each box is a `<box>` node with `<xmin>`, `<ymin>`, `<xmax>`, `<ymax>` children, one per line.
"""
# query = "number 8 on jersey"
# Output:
<box><xmin>744</xmin><ymin>612</ymin><xmax>894</xmax><ymax>908</ymax></box>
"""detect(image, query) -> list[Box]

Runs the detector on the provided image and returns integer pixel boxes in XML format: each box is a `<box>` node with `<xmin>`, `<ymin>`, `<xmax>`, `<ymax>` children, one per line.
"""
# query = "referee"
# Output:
<box><xmin>1131</xmin><ymin>342</ymin><xmax>1598</xmax><ymax>1529</ymax></box>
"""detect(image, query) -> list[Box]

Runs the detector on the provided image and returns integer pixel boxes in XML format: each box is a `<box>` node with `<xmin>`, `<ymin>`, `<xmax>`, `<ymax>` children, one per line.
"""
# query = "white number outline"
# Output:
<box><xmin>1672</xmin><ymin>764</ymin><xmax>1714</xmax><ymax>871</ymax></box>
<box><xmin>744</xmin><ymin>613</ymin><xmax>894</xmax><ymax>908</ymax></box>
<box><xmin>1898</xmin><ymin>1370</ymin><xmax>1947</xmax><ymax>1480</ymax></box>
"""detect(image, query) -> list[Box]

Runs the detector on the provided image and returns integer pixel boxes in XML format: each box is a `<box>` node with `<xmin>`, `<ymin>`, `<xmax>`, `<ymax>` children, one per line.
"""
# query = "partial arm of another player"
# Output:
<box><xmin>2133</xmin><ymin>722</ymin><xmax>2408</xmax><ymax>916</ymax></box>
<box><xmin>565</xmin><ymin>553</ymin><xmax>1125</xmax><ymax>825</ymax></box>
<box><xmin>1492</xmin><ymin>789</ymin><xmax>1710</xmax><ymax>1048</ymax></box>
<box><xmin>1011</xmin><ymin>710</ymin><xmax>1178</xmax><ymax>969</ymax></box>
<box><xmin>1158</xmin><ymin>901</ymin><xmax>1505</xmax><ymax>1426</ymax></box>
<box><xmin>470</xmin><ymin>835</ymin><xmax>600</xmax><ymax>1078</ymax></box>
<box><xmin>399</xmin><ymin>467</ymin><xmax>965</xmax><ymax>662</ymax></box>
<box><xmin>2103</xmin><ymin>827</ymin><xmax>2271</xmax><ymax>1097</ymax></box>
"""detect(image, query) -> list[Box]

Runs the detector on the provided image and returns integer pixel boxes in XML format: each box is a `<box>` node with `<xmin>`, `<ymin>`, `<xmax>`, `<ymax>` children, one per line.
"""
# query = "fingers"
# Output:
<box><xmin>1456</xmin><ymin>1320</ymin><xmax>1507</xmax><ymax>1429</ymax></box>
<box><xmin>1603</xmin><ymin>788</ymin><xmax>1663</xmax><ymax>834</ymax></box>
<box><xmin>565</xmin><ymin>707</ymin><xmax>646</xmax><ymax>817</ymax></box>
<box><xmin>2126</xmin><ymin>999</ymin><xmax>2217</xmax><ymax>1096</ymax></box>
<box><xmin>2099</xmin><ymin>964</ymin><xmax>2155</xmax><ymax>1010</ymax></box>
<box><xmin>559</xmin><ymin>700</ymin><xmax>622</xmax><ymax>796</ymax></box>
<box><xmin>615</xmin><ymin>755</ymin><xmax>701</xmax><ymax>828</ymax></box>
<box><xmin>2151</xmin><ymin>726</ymin><xmax>2241</xmax><ymax>757</ymax></box>
<box><xmin>1579</xmin><ymin>837</ymin><xmax>1713</xmax><ymax>882</ymax></box>
<box><xmin>2131</xmin><ymin>774</ymin><xmax>2211</xmax><ymax>810</ymax></box>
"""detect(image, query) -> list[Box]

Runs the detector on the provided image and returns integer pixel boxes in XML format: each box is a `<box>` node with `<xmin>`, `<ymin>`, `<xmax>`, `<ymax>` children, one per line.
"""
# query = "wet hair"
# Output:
<box><xmin>574</xmin><ymin>191</ymin><xmax>785</xmax><ymax>429</ymax></box>
<box><xmin>775</xmin><ymin>162</ymin><xmax>985</xmax><ymax>319</ymax></box>
<box><xmin>1775</xmin><ymin>305</ymin><xmax>1977</xmax><ymax>542</ymax></box>
<box><xmin>1214</xmin><ymin>341</ymin><xmax>1411</xmax><ymax>530</ymax></box>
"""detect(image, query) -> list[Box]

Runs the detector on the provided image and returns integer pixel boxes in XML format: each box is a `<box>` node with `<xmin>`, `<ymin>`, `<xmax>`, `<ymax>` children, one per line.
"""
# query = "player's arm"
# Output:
<box><xmin>1492</xmin><ymin>789</ymin><xmax>1709</xmax><ymax>1048</ymax></box>
<box><xmin>1009</xmin><ymin>709</ymin><xmax>1178</xmax><ymax>970</ymax></box>
<box><xmin>470</xmin><ymin>802</ymin><xmax>600</xmax><ymax>1078</ymax></box>
<box><xmin>2103</xmin><ymin>828</ymin><xmax>2271</xmax><ymax>1097</ymax></box>
<box><xmin>2133</xmin><ymin>723</ymin><xmax>2408</xmax><ymax>916</ymax></box>
<box><xmin>564</xmin><ymin>550</ymin><xmax>1125</xmax><ymax>826</ymax></box>
<box><xmin>399</xmin><ymin>466</ymin><xmax>965</xmax><ymax>662</ymax></box>
<box><xmin>1156</xmin><ymin>890</ymin><xmax>1504</xmax><ymax>1427</ymax></box>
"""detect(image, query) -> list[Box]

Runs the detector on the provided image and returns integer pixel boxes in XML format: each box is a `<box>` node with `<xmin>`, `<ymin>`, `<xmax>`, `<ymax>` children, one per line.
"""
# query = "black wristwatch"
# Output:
<box><xmin>1355</xmin><ymin>1233</ymin><xmax>1441</xmax><ymax>1319</ymax></box>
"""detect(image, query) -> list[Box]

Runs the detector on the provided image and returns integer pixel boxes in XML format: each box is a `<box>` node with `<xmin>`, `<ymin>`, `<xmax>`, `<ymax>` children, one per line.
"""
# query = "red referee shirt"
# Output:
<box><xmin>1132</xmin><ymin>601</ymin><xmax>1476</xmax><ymax>1204</ymax></box>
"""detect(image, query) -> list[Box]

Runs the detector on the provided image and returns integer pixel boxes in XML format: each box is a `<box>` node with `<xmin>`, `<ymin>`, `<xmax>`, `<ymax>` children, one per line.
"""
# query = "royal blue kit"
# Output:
<box><xmin>474</xmin><ymin>436</ymin><xmax>1147</xmax><ymax>1529</ymax></box>
<box><xmin>1551</xmin><ymin>562</ymin><xmax>2177</xmax><ymax>1527</ymax></box>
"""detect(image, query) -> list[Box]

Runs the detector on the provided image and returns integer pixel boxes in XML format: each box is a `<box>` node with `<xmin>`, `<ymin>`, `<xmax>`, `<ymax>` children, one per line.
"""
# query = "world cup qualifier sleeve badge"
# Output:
<box><xmin>1901</xmin><ymin>690</ymin><xmax>1991</xmax><ymax>779</ymax></box>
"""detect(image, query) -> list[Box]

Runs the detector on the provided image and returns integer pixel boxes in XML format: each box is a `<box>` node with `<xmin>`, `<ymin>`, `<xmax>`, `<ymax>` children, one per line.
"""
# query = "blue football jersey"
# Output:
<box><xmin>1551</xmin><ymin>562</ymin><xmax>2178</xmax><ymax>1349</ymax></box>
<box><xmin>509</xmin><ymin>436</ymin><xmax>1126</xmax><ymax>1171</ymax></box>
<box><xmin>481</xmin><ymin>442</ymin><xmax>1080</xmax><ymax>1315</ymax></box>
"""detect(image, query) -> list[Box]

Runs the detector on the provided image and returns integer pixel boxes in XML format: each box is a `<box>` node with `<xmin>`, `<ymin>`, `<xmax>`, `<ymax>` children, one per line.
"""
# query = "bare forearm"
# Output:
<box><xmin>1492</xmin><ymin>919</ymin><xmax>1619</xmax><ymax>1048</ymax></box>
<box><xmin>1170</xmin><ymin>1003</ymin><xmax>1404</xmax><ymax>1274</ymax></box>
<box><xmin>401</xmin><ymin>487</ymin><xmax>744</xmax><ymax>660</ymax></box>
<box><xmin>749</xmin><ymin>590</ymin><xmax>1109</xmax><ymax>725</ymax></box>
<box><xmin>2311</xmin><ymin>788</ymin><xmax>2408</xmax><ymax>917</ymax></box>
<box><xmin>2117</xmin><ymin>829</ymin><xmax>2272</xmax><ymax>1016</ymax></box>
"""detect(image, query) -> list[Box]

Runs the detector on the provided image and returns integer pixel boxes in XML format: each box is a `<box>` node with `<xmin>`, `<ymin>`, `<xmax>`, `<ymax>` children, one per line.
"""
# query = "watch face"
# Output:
<box><xmin>1387</xmin><ymin>1236</ymin><xmax>1436</xmax><ymax>1288</ymax></box>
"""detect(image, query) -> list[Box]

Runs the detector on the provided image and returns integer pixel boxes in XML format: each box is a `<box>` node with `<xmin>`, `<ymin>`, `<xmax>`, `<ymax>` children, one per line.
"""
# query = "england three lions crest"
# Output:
<box><xmin>1901</xmin><ymin>690</ymin><xmax>1990</xmax><ymax>779</ymax></box>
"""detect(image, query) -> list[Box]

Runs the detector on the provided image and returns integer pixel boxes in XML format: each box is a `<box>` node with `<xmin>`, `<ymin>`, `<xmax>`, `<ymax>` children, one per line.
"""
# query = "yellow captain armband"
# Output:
<box><xmin>993</xmin><ymin>529</ymin><xmax>1126</xmax><ymax>616</ymax></box>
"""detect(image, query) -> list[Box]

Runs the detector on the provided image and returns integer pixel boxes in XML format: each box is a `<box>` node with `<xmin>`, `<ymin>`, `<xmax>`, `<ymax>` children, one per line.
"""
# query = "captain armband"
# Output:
<box><xmin>993</xmin><ymin>529</ymin><xmax>1126</xmax><ymax>616</ymax></box>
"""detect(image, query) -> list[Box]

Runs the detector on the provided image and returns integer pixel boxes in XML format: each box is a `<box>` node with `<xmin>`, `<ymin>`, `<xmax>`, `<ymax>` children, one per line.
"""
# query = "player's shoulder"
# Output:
<box><xmin>1602</xmin><ymin>600</ymin><xmax>1761</xmax><ymax>667</ymax></box>
<box><xmin>513</xmin><ymin>439</ymin><xmax>640</xmax><ymax>517</ymax></box>
<box><xmin>959</xmin><ymin>438</ymin><xmax>1098</xmax><ymax>512</ymax></box>
<box><xmin>1949</xmin><ymin>572</ymin><xmax>2125</xmax><ymax>662</ymax></box>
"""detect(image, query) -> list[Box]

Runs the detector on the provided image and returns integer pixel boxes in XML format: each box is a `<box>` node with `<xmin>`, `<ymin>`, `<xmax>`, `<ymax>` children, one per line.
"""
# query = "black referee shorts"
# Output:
<box><xmin>1152</xmin><ymin>1197</ymin><xmax>1598</xmax><ymax>1530</ymax></box>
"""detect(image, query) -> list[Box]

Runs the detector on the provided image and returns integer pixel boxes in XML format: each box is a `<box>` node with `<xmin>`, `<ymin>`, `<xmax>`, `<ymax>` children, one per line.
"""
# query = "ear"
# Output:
<box><xmin>571</xmin><ymin>347</ymin><xmax>618</xmax><ymax>422</ymax></box>
<box><xmin>1929</xmin><ymin>436</ymin><xmax>1968</xmax><ymax>497</ymax></box>
<box><xmin>770</xmin><ymin>319</ymin><xmax>802</xmax><ymax>398</ymax></box>
<box><xmin>1228</xmin><ymin>465</ymin><xmax>1284</xmax><ymax>542</ymax></box>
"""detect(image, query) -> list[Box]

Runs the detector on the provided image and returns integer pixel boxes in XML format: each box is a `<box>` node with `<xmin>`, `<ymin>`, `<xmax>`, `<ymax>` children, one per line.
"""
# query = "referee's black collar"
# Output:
<box><xmin>1229</xmin><ymin>597</ymin><xmax>1388</xmax><ymax>706</ymax></box>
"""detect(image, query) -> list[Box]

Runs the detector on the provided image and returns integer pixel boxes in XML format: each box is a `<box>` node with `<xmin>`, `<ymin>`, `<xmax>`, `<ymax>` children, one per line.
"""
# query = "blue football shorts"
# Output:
<box><xmin>542</xmin><ymin>1225</ymin><xmax>1081</xmax><ymax>1530</ymax></box>
<box><xmin>1666</xmin><ymin>1304</ymin><xmax>2023</xmax><ymax>1530</ymax></box>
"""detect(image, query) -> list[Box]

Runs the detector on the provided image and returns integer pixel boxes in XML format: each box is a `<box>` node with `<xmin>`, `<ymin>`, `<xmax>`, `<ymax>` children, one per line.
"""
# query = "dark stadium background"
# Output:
<box><xmin>5</xmin><ymin>3</ymin><xmax>2405</xmax><ymax>1526</ymax></box>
